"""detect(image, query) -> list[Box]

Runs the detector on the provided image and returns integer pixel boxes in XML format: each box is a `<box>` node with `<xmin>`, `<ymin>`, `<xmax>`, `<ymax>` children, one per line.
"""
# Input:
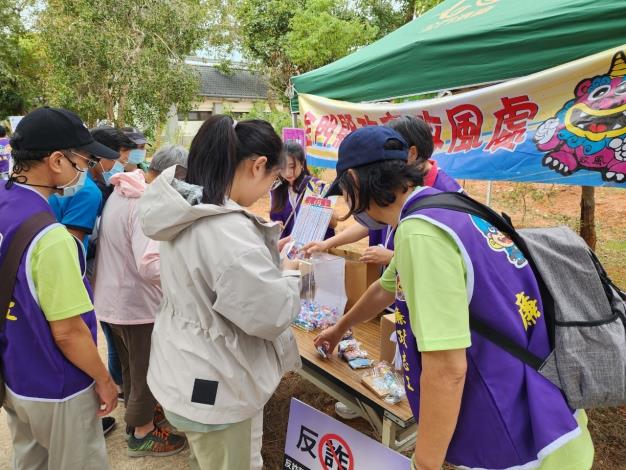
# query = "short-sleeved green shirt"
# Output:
<box><xmin>380</xmin><ymin>218</ymin><xmax>471</xmax><ymax>352</ymax></box>
<box><xmin>29</xmin><ymin>226</ymin><xmax>94</xmax><ymax>322</ymax></box>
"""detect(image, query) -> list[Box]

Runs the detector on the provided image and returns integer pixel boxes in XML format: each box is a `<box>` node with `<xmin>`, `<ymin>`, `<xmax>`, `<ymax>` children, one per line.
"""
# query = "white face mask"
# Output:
<box><xmin>58</xmin><ymin>159</ymin><xmax>88</xmax><ymax>198</ymax></box>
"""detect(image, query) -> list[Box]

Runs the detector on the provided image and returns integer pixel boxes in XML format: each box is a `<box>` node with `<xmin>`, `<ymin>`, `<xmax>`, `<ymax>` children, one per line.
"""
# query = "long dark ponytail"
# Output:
<box><xmin>185</xmin><ymin>115</ymin><xmax>284</xmax><ymax>205</ymax></box>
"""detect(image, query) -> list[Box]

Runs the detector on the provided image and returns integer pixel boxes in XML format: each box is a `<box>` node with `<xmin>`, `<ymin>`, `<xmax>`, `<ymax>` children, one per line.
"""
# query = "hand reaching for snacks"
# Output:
<box><xmin>313</xmin><ymin>324</ymin><xmax>345</xmax><ymax>356</ymax></box>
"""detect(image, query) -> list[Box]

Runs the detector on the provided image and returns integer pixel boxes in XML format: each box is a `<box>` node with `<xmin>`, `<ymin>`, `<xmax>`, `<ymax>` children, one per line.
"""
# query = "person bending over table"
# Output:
<box><xmin>304</xmin><ymin>115</ymin><xmax>462</xmax><ymax>266</ymax></box>
<box><xmin>314</xmin><ymin>126</ymin><xmax>593</xmax><ymax>470</ymax></box>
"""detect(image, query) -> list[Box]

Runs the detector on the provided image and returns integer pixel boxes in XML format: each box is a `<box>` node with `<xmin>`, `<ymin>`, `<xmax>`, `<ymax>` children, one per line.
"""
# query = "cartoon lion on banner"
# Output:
<box><xmin>534</xmin><ymin>51</ymin><xmax>626</xmax><ymax>183</ymax></box>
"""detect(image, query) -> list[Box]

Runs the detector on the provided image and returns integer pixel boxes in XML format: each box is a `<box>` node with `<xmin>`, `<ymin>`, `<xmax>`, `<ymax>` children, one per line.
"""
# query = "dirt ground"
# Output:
<box><xmin>1</xmin><ymin>178</ymin><xmax>624</xmax><ymax>469</ymax></box>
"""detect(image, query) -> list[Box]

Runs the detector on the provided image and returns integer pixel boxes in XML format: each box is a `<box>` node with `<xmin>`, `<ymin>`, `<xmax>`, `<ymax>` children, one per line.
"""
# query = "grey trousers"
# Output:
<box><xmin>3</xmin><ymin>387</ymin><xmax>109</xmax><ymax>470</ymax></box>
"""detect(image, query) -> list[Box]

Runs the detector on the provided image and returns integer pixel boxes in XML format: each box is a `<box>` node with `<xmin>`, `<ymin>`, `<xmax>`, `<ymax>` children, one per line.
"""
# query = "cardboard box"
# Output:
<box><xmin>329</xmin><ymin>247</ymin><xmax>381</xmax><ymax>311</ymax></box>
<box><xmin>379</xmin><ymin>313</ymin><xmax>397</xmax><ymax>365</ymax></box>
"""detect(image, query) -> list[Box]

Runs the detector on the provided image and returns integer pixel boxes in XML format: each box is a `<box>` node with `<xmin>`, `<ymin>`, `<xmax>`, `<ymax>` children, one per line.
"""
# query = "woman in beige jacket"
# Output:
<box><xmin>139</xmin><ymin>115</ymin><xmax>301</xmax><ymax>470</ymax></box>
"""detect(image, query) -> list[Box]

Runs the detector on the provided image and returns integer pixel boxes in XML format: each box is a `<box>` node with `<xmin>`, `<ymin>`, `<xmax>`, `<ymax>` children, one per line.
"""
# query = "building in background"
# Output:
<box><xmin>170</xmin><ymin>58</ymin><xmax>278</xmax><ymax>145</ymax></box>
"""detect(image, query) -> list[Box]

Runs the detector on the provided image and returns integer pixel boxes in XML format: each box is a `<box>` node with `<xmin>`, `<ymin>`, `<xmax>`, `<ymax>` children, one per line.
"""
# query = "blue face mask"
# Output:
<box><xmin>354</xmin><ymin>212</ymin><xmax>388</xmax><ymax>231</ymax></box>
<box><xmin>128</xmin><ymin>148</ymin><xmax>146</xmax><ymax>164</ymax></box>
<box><xmin>102</xmin><ymin>161</ymin><xmax>125</xmax><ymax>186</ymax></box>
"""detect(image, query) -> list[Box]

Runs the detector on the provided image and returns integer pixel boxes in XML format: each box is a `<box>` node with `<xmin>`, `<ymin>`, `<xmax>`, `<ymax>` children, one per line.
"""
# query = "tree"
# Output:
<box><xmin>236</xmin><ymin>0</ymin><xmax>302</xmax><ymax>103</ymax></box>
<box><xmin>233</xmin><ymin>0</ymin><xmax>444</xmax><ymax>103</ymax></box>
<box><xmin>285</xmin><ymin>0</ymin><xmax>378</xmax><ymax>72</ymax></box>
<box><xmin>0</xmin><ymin>0</ymin><xmax>43</xmax><ymax>119</ymax></box>
<box><xmin>38</xmin><ymin>0</ymin><xmax>209</xmax><ymax>133</ymax></box>
<box><xmin>236</xmin><ymin>0</ymin><xmax>379</xmax><ymax>101</ymax></box>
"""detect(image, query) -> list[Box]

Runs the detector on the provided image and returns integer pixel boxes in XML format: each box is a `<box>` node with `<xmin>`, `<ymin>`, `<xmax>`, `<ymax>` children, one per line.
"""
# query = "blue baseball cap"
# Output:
<box><xmin>325</xmin><ymin>126</ymin><xmax>408</xmax><ymax>197</ymax></box>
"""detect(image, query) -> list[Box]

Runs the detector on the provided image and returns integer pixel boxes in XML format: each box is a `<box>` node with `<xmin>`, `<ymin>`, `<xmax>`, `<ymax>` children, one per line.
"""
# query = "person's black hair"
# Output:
<box><xmin>338</xmin><ymin>139</ymin><xmax>424</xmax><ymax>218</ymax></box>
<box><xmin>0</xmin><ymin>125</ymin><xmax>6</xmax><ymax>137</ymax></box>
<box><xmin>271</xmin><ymin>141</ymin><xmax>310</xmax><ymax>213</ymax></box>
<box><xmin>185</xmin><ymin>115</ymin><xmax>284</xmax><ymax>205</ymax></box>
<box><xmin>9</xmin><ymin>149</ymin><xmax>51</xmax><ymax>174</ymax></box>
<box><xmin>387</xmin><ymin>115</ymin><xmax>434</xmax><ymax>162</ymax></box>
<box><xmin>9</xmin><ymin>147</ymin><xmax>82</xmax><ymax>176</ymax></box>
<box><xmin>91</xmin><ymin>126</ymin><xmax>134</xmax><ymax>151</ymax></box>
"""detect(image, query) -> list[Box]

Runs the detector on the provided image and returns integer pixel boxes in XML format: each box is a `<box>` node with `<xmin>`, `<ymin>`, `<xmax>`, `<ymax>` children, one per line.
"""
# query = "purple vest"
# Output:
<box><xmin>0</xmin><ymin>183</ymin><xmax>97</xmax><ymax>400</ymax></box>
<box><xmin>393</xmin><ymin>187</ymin><xmax>578</xmax><ymax>468</ymax></box>
<box><xmin>0</xmin><ymin>137</ymin><xmax>10</xmax><ymax>174</ymax></box>
<box><xmin>270</xmin><ymin>175</ymin><xmax>335</xmax><ymax>240</ymax></box>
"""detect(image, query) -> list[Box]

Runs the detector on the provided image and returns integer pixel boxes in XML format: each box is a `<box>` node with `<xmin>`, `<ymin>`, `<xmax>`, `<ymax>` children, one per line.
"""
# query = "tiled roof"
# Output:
<box><xmin>190</xmin><ymin>64</ymin><xmax>269</xmax><ymax>99</ymax></box>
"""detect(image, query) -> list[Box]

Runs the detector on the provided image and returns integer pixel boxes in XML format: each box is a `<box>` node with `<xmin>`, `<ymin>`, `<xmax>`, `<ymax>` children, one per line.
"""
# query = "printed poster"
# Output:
<box><xmin>284</xmin><ymin>399</ymin><xmax>410</xmax><ymax>470</ymax></box>
<box><xmin>283</xmin><ymin>127</ymin><xmax>307</xmax><ymax>149</ymax></box>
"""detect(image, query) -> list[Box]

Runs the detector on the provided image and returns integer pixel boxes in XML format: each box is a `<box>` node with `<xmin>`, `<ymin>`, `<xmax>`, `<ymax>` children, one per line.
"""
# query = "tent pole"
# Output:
<box><xmin>485</xmin><ymin>181</ymin><xmax>493</xmax><ymax>206</ymax></box>
<box><xmin>291</xmin><ymin>112</ymin><xmax>298</xmax><ymax>128</ymax></box>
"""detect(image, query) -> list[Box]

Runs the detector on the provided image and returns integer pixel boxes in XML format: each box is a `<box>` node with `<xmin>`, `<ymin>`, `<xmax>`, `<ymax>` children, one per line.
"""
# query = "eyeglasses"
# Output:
<box><xmin>70</xmin><ymin>151</ymin><xmax>99</xmax><ymax>169</ymax></box>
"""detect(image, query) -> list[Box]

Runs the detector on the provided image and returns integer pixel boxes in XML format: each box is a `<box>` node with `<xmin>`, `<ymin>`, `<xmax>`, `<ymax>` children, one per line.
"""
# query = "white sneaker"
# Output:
<box><xmin>334</xmin><ymin>402</ymin><xmax>359</xmax><ymax>420</ymax></box>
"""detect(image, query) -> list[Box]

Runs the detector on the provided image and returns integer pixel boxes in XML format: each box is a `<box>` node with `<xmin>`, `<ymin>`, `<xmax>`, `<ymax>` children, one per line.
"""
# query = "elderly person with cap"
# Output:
<box><xmin>1</xmin><ymin>107</ymin><xmax>118</xmax><ymax>469</ymax></box>
<box><xmin>93</xmin><ymin>144</ymin><xmax>188</xmax><ymax>458</ymax></box>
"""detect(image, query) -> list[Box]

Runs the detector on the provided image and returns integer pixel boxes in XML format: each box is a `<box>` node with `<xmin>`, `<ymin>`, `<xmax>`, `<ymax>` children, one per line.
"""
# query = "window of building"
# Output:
<box><xmin>177</xmin><ymin>111</ymin><xmax>212</xmax><ymax>121</ymax></box>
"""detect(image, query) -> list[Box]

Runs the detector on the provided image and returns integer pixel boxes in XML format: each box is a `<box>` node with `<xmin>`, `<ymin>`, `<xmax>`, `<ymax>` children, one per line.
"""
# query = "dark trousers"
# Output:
<box><xmin>100</xmin><ymin>321</ymin><xmax>123</xmax><ymax>386</ymax></box>
<box><xmin>109</xmin><ymin>323</ymin><xmax>156</xmax><ymax>427</ymax></box>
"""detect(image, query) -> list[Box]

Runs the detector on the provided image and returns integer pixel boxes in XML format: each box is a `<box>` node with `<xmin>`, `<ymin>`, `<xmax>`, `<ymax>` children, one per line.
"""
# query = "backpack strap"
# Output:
<box><xmin>0</xmin><ymin>211</ymin><xmax>57</xmax><ymax>333</ymax></box>
<box><xmin>403</xmin><ymin>192</ymin><xmax>547</xmax><ymax>371</ymax></box>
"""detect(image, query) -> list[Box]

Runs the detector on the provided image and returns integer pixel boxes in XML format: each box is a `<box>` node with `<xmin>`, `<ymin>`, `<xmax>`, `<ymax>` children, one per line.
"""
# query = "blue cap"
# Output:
<box><xmin>325</xmin><ymin>126</ymin><xmax>408</xmax><ymax>196</ymax></box>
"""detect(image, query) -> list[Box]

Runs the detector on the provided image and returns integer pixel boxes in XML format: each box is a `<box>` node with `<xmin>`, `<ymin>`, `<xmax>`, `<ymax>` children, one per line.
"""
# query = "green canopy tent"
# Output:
<box><xmin>289</xmin><ymin>0</ymin><xmax>626</xmax><ymax>111</ymax></box>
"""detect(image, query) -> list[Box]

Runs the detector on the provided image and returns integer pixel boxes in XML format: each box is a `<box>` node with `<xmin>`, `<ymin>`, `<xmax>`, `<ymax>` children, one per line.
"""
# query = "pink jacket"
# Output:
<box><xmin>94</xmin><ymin>171</ymin><xmax>161</xmax><ymax>324</ymax></box>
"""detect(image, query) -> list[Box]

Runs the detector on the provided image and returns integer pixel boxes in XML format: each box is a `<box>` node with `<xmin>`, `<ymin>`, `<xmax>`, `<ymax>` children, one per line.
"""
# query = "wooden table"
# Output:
<box><xmin>292</xmin><ymin>319</ymin><xmax>417</xmax><ymax>452</ymax></box>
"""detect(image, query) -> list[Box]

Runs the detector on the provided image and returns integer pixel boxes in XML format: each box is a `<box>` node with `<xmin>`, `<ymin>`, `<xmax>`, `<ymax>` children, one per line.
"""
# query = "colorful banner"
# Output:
<box><xmin>283</xmin><ymin>398</ymin><xmax>410</xmax><ymax>470</ymax></box>
<box><xmin>299</xmin><ymin>45</ymin><xmax>626</xmax><ymax>188</ymax></box>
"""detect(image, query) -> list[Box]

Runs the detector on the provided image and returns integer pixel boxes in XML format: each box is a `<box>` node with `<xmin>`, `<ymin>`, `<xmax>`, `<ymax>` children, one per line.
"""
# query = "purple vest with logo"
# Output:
<box><xmin>393</xmin><ymin>187</ymin><xmax>578</xmax><ymax>468</ymax></box>
<box><xmin>0</xmin><ymin>183</ymin><xmax>97</xmax><ymax>400</ymax></box>
<box><xmin>270</xmin><ymin>175</ymin><xmax>335</xmax><ymax>240</ymax></box>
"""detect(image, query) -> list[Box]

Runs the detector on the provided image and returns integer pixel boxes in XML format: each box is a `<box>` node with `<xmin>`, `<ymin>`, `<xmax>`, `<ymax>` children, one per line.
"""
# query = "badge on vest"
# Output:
<box><xmin>470</xmin><ymin>215</ymin><xmax>527</xmax><ymax>268</ymax></box>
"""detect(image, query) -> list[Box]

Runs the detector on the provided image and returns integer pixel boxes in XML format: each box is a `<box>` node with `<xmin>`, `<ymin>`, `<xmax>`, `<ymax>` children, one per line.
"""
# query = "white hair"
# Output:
<box><xmin>149</xmin><ymin>144</ymin><xmax>188</xmax><ymax>173</ymax></box>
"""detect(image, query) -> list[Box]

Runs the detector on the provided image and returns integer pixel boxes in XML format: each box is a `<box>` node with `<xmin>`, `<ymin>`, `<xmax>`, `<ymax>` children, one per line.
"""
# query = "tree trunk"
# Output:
<box><xmin>267</xmin><ymin>88</ymin><xmax>278</xmax><ymax>112</ymax></box>
<box><xmin>580</xmin><ymin>186</ymin><xmax>596</xmax><ymax>250</ymax></box>
<box><xmin>105</xmin><ymin>93</ymin><xmax>115</xmax><ymax>123</ymax></box>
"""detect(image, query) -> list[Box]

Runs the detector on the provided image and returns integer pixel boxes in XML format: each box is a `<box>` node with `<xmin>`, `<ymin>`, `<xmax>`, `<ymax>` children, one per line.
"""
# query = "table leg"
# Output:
<box><xmin>381</xmin><ymin>416</ymin><xmax>398</xmax><ymax>448</ymax></box>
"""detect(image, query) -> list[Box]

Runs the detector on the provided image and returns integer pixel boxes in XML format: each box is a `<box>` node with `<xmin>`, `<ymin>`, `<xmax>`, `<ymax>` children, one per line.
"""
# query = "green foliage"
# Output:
<box><xmin>232</xmin><ymin>0</ymin><xmax>444</xmax><ymax>101</ymax></box>
<box><xmin>284</xmin><ymin>0</ymin><xmax>378</xmax><ymax>72</ymax></box>
<box><xmin>38</xmin><ymin>0</ymin><xmax>209</xmax><ymax>132</ymax></box>
<box><xmin>0</xmin><ymin>0</ymin><xmax>43</xmax><ymax>119</ymax></box>
<box><xmin>223</xmin><ymin>101</ymin><xmax>292</xmax><ymax>134</ymax></box>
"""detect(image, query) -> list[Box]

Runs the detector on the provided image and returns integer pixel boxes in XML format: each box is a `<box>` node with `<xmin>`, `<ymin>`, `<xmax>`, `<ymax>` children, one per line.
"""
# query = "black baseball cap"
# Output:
<box><xmin>10</xmin><ymin>107</ymin><xmax>119</xmax><ymax>159</ymax></box>
<box><xmin>122</xmin><ymin>127</ymin><xmax>147</xmax><ymax>146</ymax></box>
<box><xmin>325</xmin><ymin>126</ymin><xmax>408</xmax><ymax>197</ymax></box>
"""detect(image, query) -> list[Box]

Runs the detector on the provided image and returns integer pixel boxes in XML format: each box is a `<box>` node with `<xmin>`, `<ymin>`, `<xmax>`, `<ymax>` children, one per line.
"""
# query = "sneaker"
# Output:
<box><xmin>125</xmin><ymin>425</ymin><xmax>135</xmax><ymax>442</ymax></box>
<box><xmin>153</xmin><ymin>403</ymin><xmax>167</xmax><ymax>428</ymax></box>
<box><xmin>102</xmin><ymin>417</ymin><xmax>116</xmax><ymax>437</ymax></box>
<box><xmin>335</xmin><ymin>402</ymin><xmax>359</xmax><ymax>420</ymax></box>
<box><xmin>128</xmin><ymin>427</ymin><xmax>186</xmax><ymax>458</ymax></box>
